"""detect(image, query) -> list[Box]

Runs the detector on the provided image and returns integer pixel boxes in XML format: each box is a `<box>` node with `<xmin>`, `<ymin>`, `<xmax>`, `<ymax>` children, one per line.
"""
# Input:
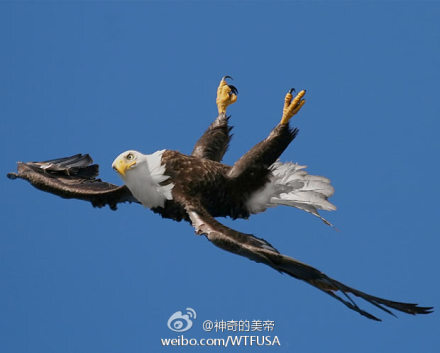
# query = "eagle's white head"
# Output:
<box><xmin>112</xmin><ymin>150</ymin><xmax>142</xmax><ymax>177</ymax></box>
<box><xmin>112</xmin><ymin>150</ymin><xmax>173</xmax><ymax>208</ymax></box>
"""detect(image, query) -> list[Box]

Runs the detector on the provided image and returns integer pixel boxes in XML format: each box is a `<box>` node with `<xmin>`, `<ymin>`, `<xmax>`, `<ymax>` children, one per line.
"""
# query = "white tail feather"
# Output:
<box><xmin>246</xmin><ymin>161</ymin><xmax>336</xmax><ymax>226</ymax></box>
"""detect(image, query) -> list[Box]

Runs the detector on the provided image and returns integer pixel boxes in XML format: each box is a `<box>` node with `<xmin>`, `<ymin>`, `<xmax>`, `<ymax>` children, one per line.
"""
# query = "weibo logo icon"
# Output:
<box><xmin>167</xmin><ymin>307</ymin><xmax>197</xmax><ymax>332</ymax></box>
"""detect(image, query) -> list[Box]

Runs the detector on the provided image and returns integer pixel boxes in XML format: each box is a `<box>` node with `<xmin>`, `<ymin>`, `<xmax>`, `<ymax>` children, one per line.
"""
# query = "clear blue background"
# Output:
<box><xmin>1</xmin><ymin>2</ymin><xmax>439</xmax><ymax>352</ymax></box>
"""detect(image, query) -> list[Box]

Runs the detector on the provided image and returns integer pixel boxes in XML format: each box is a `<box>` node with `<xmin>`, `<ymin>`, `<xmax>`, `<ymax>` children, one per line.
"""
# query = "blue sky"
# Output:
<box><xmin>1</xmin><ymin>2</ymin><xmax>439</xmax><ymax>352</ymax></box>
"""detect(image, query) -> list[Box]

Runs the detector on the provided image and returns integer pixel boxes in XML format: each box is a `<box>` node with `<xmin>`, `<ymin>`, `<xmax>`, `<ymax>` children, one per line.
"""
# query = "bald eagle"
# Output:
<box><xmin>8</xmin><ymin>77</ymin><xmax>432</xmax><ymax>321</ymax></box>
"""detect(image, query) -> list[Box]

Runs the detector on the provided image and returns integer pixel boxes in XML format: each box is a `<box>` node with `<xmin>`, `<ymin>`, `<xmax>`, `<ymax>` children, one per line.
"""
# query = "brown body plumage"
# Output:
<box><xmin>156</xmin><ymin>122</ymin><xmax>297</xmax><ymax>221</ymax></box>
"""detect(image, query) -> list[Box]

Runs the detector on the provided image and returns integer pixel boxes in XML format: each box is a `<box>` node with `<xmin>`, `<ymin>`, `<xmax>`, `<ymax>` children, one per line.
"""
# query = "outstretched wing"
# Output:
<box><xmin>178</xmin><ymin>197</ymin><xmax>432</xmax><ymax>321</ymax></box>
<box><xmin>7</xmin><ymin>154</ymin><xmax>139</xmax><ymax>210</ymax></box>
<box><xmin>191</xmin><ymin>112</ymin><xmax>233</xmax><ymax>162</ymax></box>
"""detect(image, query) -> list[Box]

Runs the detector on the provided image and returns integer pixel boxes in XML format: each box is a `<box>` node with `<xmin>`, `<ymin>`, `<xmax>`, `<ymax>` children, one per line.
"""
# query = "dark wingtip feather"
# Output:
<box><xmin>290</xmin><ymin>127</ymin><xmax>299</xmax><ymax>140</ymax></box>
<box><xmin>411</xmin><ymin>305</ymin><xmax>434</xmax><ymax>315</ymax></box>
<box><xmin>7</xmin><ymin>173</ymin><xmax>18</xmax><ymax>180</ymax></box>
<box><xmin>328</xmin><ymin>279</ymin><xmax>434</xmax><ymax>319</ymax></box>
<box><xmin>41</xmin><ymin>154</ymin><xmax>91</xmax><ymax>165</ymax></box>
<box><xmin>324</xmin><ymin>289</ymin><xmax>382</xmax><ymax>321</ymax></box>
<box><xmin>24</xmin><ymin>154</ymin><xmax>99</xmax><ymax>179</ymax></box>
<box><xmin>57</xmin><ymin>154</ymin><xmax>93</xmax><ymax>168</ymax></box>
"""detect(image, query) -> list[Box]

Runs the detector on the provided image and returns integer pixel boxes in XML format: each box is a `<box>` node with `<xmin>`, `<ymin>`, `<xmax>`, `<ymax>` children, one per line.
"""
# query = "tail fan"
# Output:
<box><xmin>247</xmin><ymin>161</ymin><xmax>336</xmax><ymax>226</ymax></box>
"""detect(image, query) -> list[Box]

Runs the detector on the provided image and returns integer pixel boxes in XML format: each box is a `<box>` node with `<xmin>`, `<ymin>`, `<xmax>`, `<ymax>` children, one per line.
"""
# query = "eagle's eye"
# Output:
<box><xmin>126</xmin><ymin>153</ymin><xmax>135</xmax><ymax>161</ymax></box>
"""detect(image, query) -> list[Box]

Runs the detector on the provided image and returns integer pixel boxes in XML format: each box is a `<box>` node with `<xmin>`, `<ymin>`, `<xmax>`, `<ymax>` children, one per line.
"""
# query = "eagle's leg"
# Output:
<box><xmin>280</xmin><ymin>89</ymin><xmax>306</xmax><ymax>125</ymax></box>
<box><xmin>191</xmin><ymin>77</ymin><xmax>237</xmax><ymax>162</ymax></box>
<box><xmin>216</xmin><ymin>76</ymin><xmax>238</xmax><ymax>114</ymax></box>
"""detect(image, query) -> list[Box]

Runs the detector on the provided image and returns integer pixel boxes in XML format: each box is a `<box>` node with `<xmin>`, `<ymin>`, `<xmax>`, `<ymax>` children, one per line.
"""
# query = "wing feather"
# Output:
<box><xmin>179</xmin><ymin>197</ymin><xmax>432</xmax><ymax>321</ymax></box>
<box><xmin>7</xmin><ymin>154</ymin><xmax>139</xmax><ymax>210</ymax></box>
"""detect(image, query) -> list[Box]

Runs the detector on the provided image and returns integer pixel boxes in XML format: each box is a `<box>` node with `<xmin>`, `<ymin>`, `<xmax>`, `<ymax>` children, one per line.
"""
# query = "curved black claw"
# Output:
<box><xmin>229</xmin><ymin>85</ymin><xmax>238</xmax><ymax>95</ymax></box>
<box><xmin>221</xmin><ymin>76</ymin><xmax>238</xmax><ymax>95</ymax></box>
<box><xmin>289</xmin><ymin>88</ymin><xmax>296</xmax><ymax>94</ymax></box>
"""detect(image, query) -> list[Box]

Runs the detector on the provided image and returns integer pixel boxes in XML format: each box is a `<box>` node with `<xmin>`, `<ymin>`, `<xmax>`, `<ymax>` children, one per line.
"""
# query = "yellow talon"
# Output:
<box><xmin>280</xmin><ymin>89</ymin><xmax>306</xmax><ymax>125</ymax></box>
<box><xmin>216</xmin><ymin>77</ymin><xmax>237</xmax><ymax>114</ymax></box>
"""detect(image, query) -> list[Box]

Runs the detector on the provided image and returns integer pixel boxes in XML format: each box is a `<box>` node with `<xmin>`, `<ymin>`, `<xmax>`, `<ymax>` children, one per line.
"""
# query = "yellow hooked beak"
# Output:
<box><xmin>112</xmin><ymin>158</ymin><xmax>136</xmax><ymax>177</ymax></box>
